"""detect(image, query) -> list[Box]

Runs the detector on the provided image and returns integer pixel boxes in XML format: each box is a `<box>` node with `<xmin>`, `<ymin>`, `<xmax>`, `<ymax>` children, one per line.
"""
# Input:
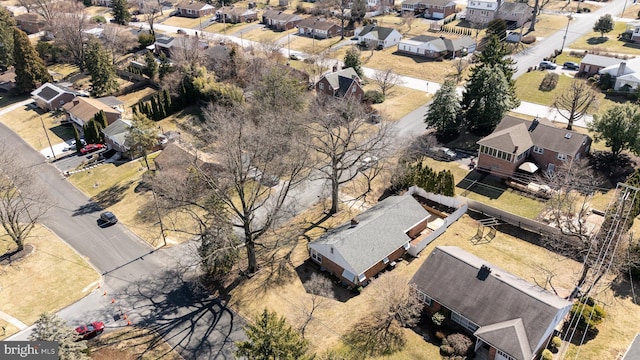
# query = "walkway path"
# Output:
<box><xmin>0</xmin><ymin>310</ymin><xmax>27</xmax><ymax>330</ymax></box>
<box><xmin>0</xmin><ymin>98</ymin><xmax>34</xmax><ymax>116</ymax></box>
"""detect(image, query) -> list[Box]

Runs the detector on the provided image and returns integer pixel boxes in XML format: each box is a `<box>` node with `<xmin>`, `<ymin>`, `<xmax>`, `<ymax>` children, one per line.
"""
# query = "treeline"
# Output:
<box><xmin>397</xmin><ymin>161</ymin><xmax>456</xmax><ymax>197</ymax></box>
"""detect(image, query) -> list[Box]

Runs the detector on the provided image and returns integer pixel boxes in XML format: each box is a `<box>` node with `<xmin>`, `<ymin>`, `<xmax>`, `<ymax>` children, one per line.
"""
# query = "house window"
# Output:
<box><xmin>358</xmin><ymin>273</ymin><xmax>367</xmax><ymax>283</ymax></box>
<box><xmin>383</xmin><ymin>257</ymin><xmax>389</xmax><ymax>264</ymax></box>
<box><xmin>533</xmin><ymin>146</ymin><xmax>544</xmax><ymax>154</ymax></box>
<box><xmin>403</xmin><ymin>242</ymin><xmax>410</xmax><ymax>250</ymax></box>
<box><xmin>496</xmin><ymin>350</ymin><xmax>516</xmax><ymax>360</ymax></box>
<box><xmin>557</xmin><ymin>153</ymin><xmax>568</xmax><ymax>161</ymax></box>
<box><xmin>319</xmin><ymin>83</ymin><xmax>324</xmax><ymax>90</ymax></box>
<box><xmin>451</xmin><ymin>311</ymin><xmax>479</xmax><ymax>333</ymax></box>
<box><xmin>352</xmin><ymin>86</ymin><xmax>356</xmax><ymax>93</ymax></box>
<box><xmin>310</xmin><ymin>249</ymin><xmax>322</xmax><ymax>263</ymax></box>
<box><xmin>414</xmin><ymin>288</ymin><xmax>432</xmax><ymax>305</ymax></box>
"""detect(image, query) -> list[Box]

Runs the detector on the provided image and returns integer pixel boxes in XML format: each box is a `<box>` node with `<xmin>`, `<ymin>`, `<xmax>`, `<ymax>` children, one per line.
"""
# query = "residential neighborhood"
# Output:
<box><xmin>0</xmin><ymin>0</ymin><xmax>640</xmax><ymax>359</ymax></box>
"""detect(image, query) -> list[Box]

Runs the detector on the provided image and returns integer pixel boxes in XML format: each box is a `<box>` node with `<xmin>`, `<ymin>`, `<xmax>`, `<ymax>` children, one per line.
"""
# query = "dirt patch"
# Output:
<box><xmin>0</xmin><ymin>244</ymin><xmax>35</xmax><ymax>265</ymax></box>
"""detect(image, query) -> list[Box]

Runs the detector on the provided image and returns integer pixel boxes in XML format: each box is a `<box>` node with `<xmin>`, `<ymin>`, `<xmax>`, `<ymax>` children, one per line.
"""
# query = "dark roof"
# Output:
<box><xmin>486</xmin><ymin>116</ymin><xmax>591</xmax><ymax>156</ymax></box>
<box><xmin>357</xmin><ymin>24</ymin><xmax>397</xmax><ymax>41</ymax></box>
<box><xmin>262</xmin><ymin>9</ymin><xmax>301</xmax><ymax>22</ymax></box>
<box><xmin>176</xmin><ymin>0</ymin><xmax>214</xmax><ymax>11</ymax></box>
<box><xmin>31</xmin><ymin>83</ymin><xmax>74</xmax><ymax>102</ymax></box>
<box><xmin>623</xmin><ymin>333</ymin><xmax>640</xmax><ymax>360</ymax></box>
<box><xmin>411</xmin><ymin>246</ymin><xmax>570</xmax><ymax>360</ymax></box>
<box><xmin>311</xmin><ymin>194</ymin><xmax>430</xmax><ymax>275</ymax></box>
<box><xmin>498</xmin><ymin>1</ymin><xmax>530</xmax><ymax>13</ymax></box>
<box><xmin>320</xmin><ymin>67</ymin><xmax>360</xmax><ymax>95</ymax></box>
<box><xmin>297</xmin><ymin>17</ymin><xmax>338</xmax><ymax>31</ymax></box>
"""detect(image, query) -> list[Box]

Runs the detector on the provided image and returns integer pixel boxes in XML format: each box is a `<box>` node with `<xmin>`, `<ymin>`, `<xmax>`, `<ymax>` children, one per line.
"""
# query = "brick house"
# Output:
<box><xmin>62</xmin><ymin>97</ymin><xmax>122</xmax><ymax>128</ymax></box>
<box><xmin>411</xmin><ymin>246</ymin><xmax>573</xmax><ymax>360</ymax></box>
<box><xmin>315</xmin><ymin>67</ymin><xmax>364</xmax><ymax>101</ymax></box>
<box><xmin>397</xmin><ymin>35</ymin><xmax>476</xmax><ymax>59</ymax></box>
<box><xmin>495</xmin><ymin>1</ymin><xmax>531</xmax><ymax>27</ymax></box>
<box><xmin>262</xmin><ymin>10</ymin><xmax>303</xmax><ymax>31</ymax></box>
<box><xmin>15</xmin><ymin>13</ymin><xmax>46</xmax><ymax>34</ymax></box>
<box><xmin>466</xmin><ymin>0</ymin><xmax>531</xmax><ymax>27</ymax></box>
<box><xmin>476</xmin><ymin>116</ymin><xmax>592</xmax><ymax>178</ymax></box>
<box><xmin>308</xmin><ymin>194</ymin><xmax>431</xmax><ymax>288</ymax></box>
<box><xmin>297</xmin><ymin>18</ymin><xmax>341</xmax><ymax>39</ymax></box>
<box><xmin>216</xmin><ymin>6</ymin><xmax>258</xmax><ymax>23</ymax></box>
<box><xmin>579</xmin><ymin>54</ymin><xmax>625</xmax><ymax>76</ymax></box>
<box><xmin>31</xmin><ymin>83</ymin><xmax>78</xmax><ymax>111</ymax></box>
<box><xmin>401</xmin><ymin>0</ymin><xmax>456</xmax><ymax>19</ymax></box>
<box><xmin>175</xmin><ymin>1</ymin><xmax>215</xmax><ymax>18</ymax></box>
<box><xmin>102</xmin><ymin>118</ymin><xmax>132</xmax><ymax>154</ymax></box>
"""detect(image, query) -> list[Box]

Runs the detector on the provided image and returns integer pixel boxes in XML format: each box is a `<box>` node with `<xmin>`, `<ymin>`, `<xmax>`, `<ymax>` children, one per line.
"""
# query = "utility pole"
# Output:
<box><xmin>561</xmin><ymin>14</ymin><xmax>572</xmax><ymax>51</ymax></box>
<box><xmin>40</xmin><ymin>116</ymin><xmax>56</xmax><ymax>161</ymax></box>
<box><xmin>151</xmin><ymin>188</ymin><xmax>167</xmax><ymax>247</ymax></box>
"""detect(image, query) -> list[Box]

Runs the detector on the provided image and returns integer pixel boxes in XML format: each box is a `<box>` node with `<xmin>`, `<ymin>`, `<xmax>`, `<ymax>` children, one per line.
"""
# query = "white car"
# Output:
<box><xmin>359</xmin><ymin>156</ymin><xmax>379</xmax><ymax>172</ymax></box>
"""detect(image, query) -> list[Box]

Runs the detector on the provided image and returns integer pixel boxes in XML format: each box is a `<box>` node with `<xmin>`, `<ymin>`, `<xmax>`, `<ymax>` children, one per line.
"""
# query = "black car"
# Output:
<box><xmin>98</xmin><ymin>211</ymin><xmax>118</xmax><ymax>227</ymax></box>
<box><xmin>563</xmin><ymin>62</ymin><xmax>579</xmax><ymax>70</ymax></box>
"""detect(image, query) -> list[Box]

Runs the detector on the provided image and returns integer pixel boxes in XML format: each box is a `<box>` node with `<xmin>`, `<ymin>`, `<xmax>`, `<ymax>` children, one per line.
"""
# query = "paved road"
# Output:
<box><xmin>1</xmin><ymin>121</ymin><xmax>244</xmax><ymax>359</ymax></box>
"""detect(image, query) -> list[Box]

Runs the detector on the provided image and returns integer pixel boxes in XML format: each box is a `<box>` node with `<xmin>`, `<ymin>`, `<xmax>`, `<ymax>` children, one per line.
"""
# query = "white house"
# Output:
<box><xmin>599</xmin><ymin>58</ymin><xmax>640</xmax><ymax>91</ymax></box>
<box><xmin>354</xmin><ymin>24</ymin><xmax>402</xmax><ymax>49</ymax></box>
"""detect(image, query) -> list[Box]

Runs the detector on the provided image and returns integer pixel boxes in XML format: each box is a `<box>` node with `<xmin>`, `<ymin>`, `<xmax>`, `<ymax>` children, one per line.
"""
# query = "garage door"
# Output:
<box><xmin>433</xmin><ymin>12</ymin><xmax>444</xmax><ymax>19</ymax></box>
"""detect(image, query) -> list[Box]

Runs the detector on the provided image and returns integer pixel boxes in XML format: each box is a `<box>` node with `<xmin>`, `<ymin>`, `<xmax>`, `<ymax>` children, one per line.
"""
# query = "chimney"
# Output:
<box><xmin>350</xmin><ymin>218</ymin><xmax>359</xmax><ymax>227</ymax></box>
<box><xmin>477</xmin><ymin>265</ymin><xmax>491</xmax><ymax>281</ymax></box>
<box><xmin>528</xmin><ymin>117</ymin><xmax>539</xmax><ymax>132</ymax></box>
<box><xmin>513</xmin><ymin>145</ymin><xmax>518</xmax><ymax>153</ymax></box>
<box><xmin>332</xmin><ymin>65</ymin><xmax>338</xmax><ymax>72</ymax></box>
<box><xmin>352</xmin><ymin>74</ymin><xmax>357</xmax><ymax>80</ymax></box>
<box><xmin>617</xmin><ymin>61</ymin><xmax>627</xmax><ymax>77</ymax></box>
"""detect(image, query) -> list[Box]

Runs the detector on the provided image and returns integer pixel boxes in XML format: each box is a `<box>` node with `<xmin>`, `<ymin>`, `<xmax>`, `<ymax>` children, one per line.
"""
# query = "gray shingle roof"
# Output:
<box><xmin>358</xmin><ymin>24</ymin><xmax>397</xmax><ymax>41</ymax></box>
<box><xmin>102</xmin><ymin>118</ymin><xmax>132</xmax><ymax>147</ymax></box>
<box><xmin>321</xmin><ymin>67</ymin><xmax>360</xmax><ymax>93</ymax></box>
<box><xmin>408</xmin><ymin>35</ymin><xmax>475</xmax><ymax>52</ymax></box>
<box><xmin>477</xmin><ymin>122</ymin><xmax>533</xmax><ymax>156</ymax></box>
<box><xmin>410</xmin><ymin>246</ymin><xmax>570</xmax><ymax>360</ymax></box>
<box><xmin>297</xmin><ymin>17</ymin><xmax>338</xmax><ymax>31</ymax></box>
<box><xmin>311</xmin><ymin>194</ymin><xmax>430</xmax><ymax>275</ymax></box>
<box><xmin>581</xmin><ymin>54</ymin><xmax>626</xmax><ymax>68</ymax></box>
<box><xmin>498</xmin><ymin>1</ymin><xmax>530</xmax><ymax>13</ymax></box>
<box><xmin>484</xmin><ymin>116</ymin><xmax>590</xmax><ymax>156</ymax></box>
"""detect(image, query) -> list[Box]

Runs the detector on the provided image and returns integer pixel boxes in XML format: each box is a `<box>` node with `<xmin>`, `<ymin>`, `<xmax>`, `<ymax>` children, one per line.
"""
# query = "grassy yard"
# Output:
<box><xmin>117</xmin><ymin>86</ymin><xmax>157</xmax><ymax>108</ymax></box>
<box><xmin>48</xmin><ymin>64</ymin><xmax>80</xmax><ymax>81</ymax></box>
<box><xmin>569</xmin><ymin>21</ymin><xmax>640</xmax><ymax>55</ymax></box>
<box><xmin>620</xmin><ymin>3</ymin><xmax>640</xmax><ymax>19</ymax></box>
<box><xmin>161</xmin><ymin>16</ymin><xmax>209</xmax><ymax>29</ymax></box>
<box><xmin>287</xmin><ymin>34</ymin><xmax>340</xmax><ymax>55</ymax></box>
<box><xmin>368</xmin><ymin>85</ymin><xmax>430</xmax><ymax>121</ymax></box>
<box><xmin>92</xmin><ymin>327</ymin><xmax>182</xmax><ymax>360</ymax></box>
<box><xmin>241</xmin><ymin>27</ymin><xmax>296</xmax><ymax>43</ymax></box>
<box><xmin>0</xmin><ymin>226</ymin><xmax>100</xmax><ymax>337</ymax></box>
<box><xmin>202</xmin><ymin>21</ymin><xmax>256</xmax><ymax>35</ymax></box>
<box><xmin>0</xmin><ymin>106</ymin><xmax>74</xmax><ymax>151</ymax></box>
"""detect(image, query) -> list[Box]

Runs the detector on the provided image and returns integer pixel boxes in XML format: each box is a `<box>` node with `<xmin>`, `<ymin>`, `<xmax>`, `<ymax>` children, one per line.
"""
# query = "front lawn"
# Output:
<box><xmin>369</xmin><ymin>85</ymin><xmax>431</xmax><ymax>121</ymax></box>
<box><xmin>0</xmin><ymin>105</ymin><xmax>73</xmax><ymax>151</ymax></box>
<box><xmin>161</xmin><ymin>15</ymin><xmax>207</xmax><ymax>29</ymax></box>
<box><xmin>569</xmin><ymin>21</ymin><xmax>640</xmax><ymax>55</ymax></box>
<box><xmin>241</xmin><ymin>27</ymin><xmax>295</xmax><ymax>43</ymax></box>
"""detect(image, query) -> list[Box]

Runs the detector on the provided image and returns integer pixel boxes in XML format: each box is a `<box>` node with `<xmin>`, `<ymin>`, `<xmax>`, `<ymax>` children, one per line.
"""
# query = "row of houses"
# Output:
<box><xmin>401</xmin><ymin>0</ymin><xmax>531</xmax><ymax>27</ymax></box>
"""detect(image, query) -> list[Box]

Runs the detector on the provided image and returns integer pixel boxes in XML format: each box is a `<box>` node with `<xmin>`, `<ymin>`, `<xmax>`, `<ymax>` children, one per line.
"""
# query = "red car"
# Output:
<box><xmin>80</xmin><ymin>144</ymin><xmax>105</xmax><ymax>155</ymax></box>
<box><xmin>75</xmin><ymin>321</ymin><xmax>104</xmax><ymax>340</ymax></box>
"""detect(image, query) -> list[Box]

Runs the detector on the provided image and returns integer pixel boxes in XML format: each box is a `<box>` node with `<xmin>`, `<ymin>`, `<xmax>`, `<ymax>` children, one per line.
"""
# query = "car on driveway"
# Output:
<box><xmin>99</xmin><ymin>211</ymin><xmax>118</xmax><ymax>226</ymax></box>
<box><xmin>539</xmin><ymin>61</ymin><xmax>557</xmax><ymax>70</ymax></box>
<box><xmin>563</xmin><ymin>61</ymin><xmax>579</xmax><ymax>70</ymax></box>
<box><xmin>75</xmin><ymin>321</ymin><xmax>104</xmax><ymax>340</ymax></box>
<box><xmin>80</xmin><ymin>143</ymin><xmax>105</xmax><ymax>155</ymax></box>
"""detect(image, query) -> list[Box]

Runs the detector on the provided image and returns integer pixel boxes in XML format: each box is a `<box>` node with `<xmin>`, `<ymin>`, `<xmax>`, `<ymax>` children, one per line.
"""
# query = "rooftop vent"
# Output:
<box><xmin>565</xmin><ymin>133</ymin><xmax>572</xmax><ymax>139</ymax></box>
<box><xmin>477</xmin><ymin>265</ymin><xmax>492</xmax><ymax>281</ymax></box>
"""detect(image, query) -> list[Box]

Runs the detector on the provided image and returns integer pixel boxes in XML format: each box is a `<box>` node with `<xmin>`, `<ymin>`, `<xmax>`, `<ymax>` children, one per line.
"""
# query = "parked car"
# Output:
<box><xmin>75</xmin><ymin>322</ymin><xmax>104</xmax><ymax>340</ymax></box>
<box><xmin>131</xmin><ymin>17</ymin><xmax>140</xmax><ymax>22</ymax></box>
<box><xmin>539</xmin><ymin>61</ymin><xmax>557</xmax><ymax>70</ymax></box>
<box><xmin>440</xmin><ymin>147</ymin><xmax>457</xmax><ymax>160</ymax></box>
<box><xmin>80</xmin><ymin>144</ymin><xmax>105</xmax><ymax>155</ymax></box>
<box><xmin>358</xmin><ymin>156</ymin><xmax>379</xmax><ymax>172</ymax></box>
<box><xmin>563</xmin><ymin>61</ymin><xmax>579</xmax><ymax>70</ymax></box>
<box><xmin>99</xmin><ymin>211</ymin><xmax>118</xmax><ymax>226</ymax></box>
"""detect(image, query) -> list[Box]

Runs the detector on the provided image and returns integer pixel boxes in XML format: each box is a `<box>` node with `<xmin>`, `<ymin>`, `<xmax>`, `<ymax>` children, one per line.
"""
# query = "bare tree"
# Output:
<box><xmin>101</xmin><ymin>24</ymin><xmax>138</xmax><ymax>65</ymax></box>
<box><xmin>373</xmin><ymin>68</ymin><xmax>401</xmax><ymax>96</ymax></box>
<box><xmin>553</xmin><ymin>79</ymin><xmax>598</xmax><ymax>131</ymax></box>
<box><xmin>345</xmin><ymin>273</ymin><xmax>422</xmax><ymax>356</ymax></box>
<box><xmin>139</xmin><ymin>0</ymin><xmax>162</xmax><ymax>36</ymax></box>
<box><xmin>256</xmin><ymin>37</ymin><xmax>285</xmax><ymax>63</ymax></box>
<box><xmin>307</xmin><ymin>98</ymin><xmax>393</xmax><ymax>215</ymax></box>
<box><xmin>452</xmin><ymin>57</ymin><xmax>468</xmax><ymax>83</ymax></box>
<box><xmin>402</xmin><ymin>12</ymin><xmax>416</xmax><ymax>34</ymax></box>
<box><xmin>0</xmin><ymin>145</ymin><xmax>51</xmax><ymax>255</ymax></box>
<box><xmin>193</xmin><ymin>104</ymin><xmax>310</xmax><ymax>274</ymax></box>
<box><xmin>49</xmin><ymin>1</ymin><xmax>90</xmax><ymax>70</ymax></box>
<box><xmin>319</xmin><ymin>0</ymin><xmax>349</xmax><ymax>40</ymax></box>
<box><xmin>170</xmin><ymin>36</ymin><xmax>207</xmax><ymax>66</ymax></box>
<box><xmin>17</xmin><ymin>0</ymin><xmax>59</xmax><ymax>22</ymax></box>
<box><xmin>300</xmin><ymin>273</ymin><xmax>334</xmax><ymax>337</ymax></box>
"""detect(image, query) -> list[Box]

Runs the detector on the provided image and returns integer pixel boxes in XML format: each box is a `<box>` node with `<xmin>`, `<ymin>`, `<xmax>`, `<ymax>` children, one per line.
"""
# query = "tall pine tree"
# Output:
<box><xmin>425</xmin><ymin>79</ymin><xmax>461</xmax><ymax>137</ymax></box>
<box><xmin>111</xmin><ymin>0</ymin><xmax>131</xmax><ymax>25</ymax></box>
<box><xmin>344</xmin><ymin>48</ymin><xmax>363</xmax><ymax>78</ymax></box>
<box><xmin>85</xmin><ymin>41</ymin><xmax>118</xmax><ymax>97</ymax></box>
<box><xmin>0</xmin><ymin>7</ymin><xmax>16</xmax><ymax>70</ymax></box>
<box><xmin>13</xmin><ymin>28</ymin><xmax>52</xmax><ymax>94</ymax></box>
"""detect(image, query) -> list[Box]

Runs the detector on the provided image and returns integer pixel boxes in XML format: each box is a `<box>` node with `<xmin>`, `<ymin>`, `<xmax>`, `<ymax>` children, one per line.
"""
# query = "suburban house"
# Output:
<box><xmin>495</xmin><ymin>1</ymin><xmax>531</xmax><ymax>27</ymax></box>
<box><xmin>355</xmin><ymin>24</ymin><xmax>402</xmax><ymax>49</ymax></box>
<box><xmin>397</xmin><ymin>35</ymin><xmax>476</xmax><ymax>59</ymax></box>
<box><xmin>154</xmin><ymin>35</ymin><xmax>208</xmax><ymax>57</ymax></box>
<box><xmin>262</xmin><ymin>10</ymin><xmax>303</xmax><ymax>31</ymax></box>
<box><xmin>410</xmin><ymin>246</ymin><xmax>573</xmax><ymax>360</ymax></box>
<box><xmin>154</xmin><ymin>36</ymin><xmax>176</xmax><ymax>56</ymax></box>
<box><xmin>297</xmin><ymin>18</ymin><xmax>341</xmax><ymax>39</ymax></box>
<box><xmin>315</xmin><ymin>67</ymin><xmax>364</xmax><ymax>100</ymax></box>
<box><xmin>62</xmin><ymin>97</ymin><xmax>122</xmax><ymax>128</ymax></box>
<box><xmin>598</xmin><ymin>58</ymin><xmax>640</xmax><ymax>91</ymax></box>
<box><xmin>15</xmin><ymin>13</ymin><xmax>46</xmax><ymax>34</ymax></box>
<box><xmin>309</xmin><ymin>189</ymin><xmax>466</xmax><ymax>288</ymax></box>
<box><xmin>579</xmin><ymin>53</ymin><xmax>626</xmax><ymax>76</ymax></box>
<box><xmin>102</xmin><ymin>118</ymin><xmax>132</xmax><ymax>154</ymax></box>
<box><xmin>476</xmin><ymin>116</ymin><xmax>592</xmax><ymax>178</ymax></box>
<box><xmin>31</xmin><ymin>83</ymin><xmax>77</xmax><ymax>111</ymax></box>
<box><xmin>626</xmin><ymin>22</ymin><xmax>640</xmax><ymax>43</ymax></box>
<box><xmin>216</xmin><ymin>6</ymin><xmax>258</xmax><ymax>23</ymax></box>
<box><xmin>401</xmin><ymin>0</ymin><xmax>456</xmax><ymax>19</ymax></box>
<box><xmin>175</xmin><ymin>1</ymin><xmax>215</xmax><ymax>18</ymax></box>
<box><xmin>622</xmin><ymin>333</ymin><xmax>640</xmax><ymax>360</ymax></box>
<box><xmin>366</xmin><ymin>0</ymin><xmax>395</xmax><ymax>11</ymax></box>
<box><xmin>92</xmin><ymin>0</ymin><xmax>113</xmax><ymax>6</ymax></box>
<box><xmin>0</xmin><ymin>69</ymin><xmax>15</xmax><ymax>93</ymax></box>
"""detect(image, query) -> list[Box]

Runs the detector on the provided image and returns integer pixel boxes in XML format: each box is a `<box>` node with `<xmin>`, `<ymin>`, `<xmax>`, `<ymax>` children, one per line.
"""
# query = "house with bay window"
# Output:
<box><xmin>476</xmin><ymin>116</ymin><xmax>592</xmax><ymax>178</ymax></box>
<box><xmin>411</xmin><ymin>246</ymin><xmax>573</xmax><ymax>360</ymax></box>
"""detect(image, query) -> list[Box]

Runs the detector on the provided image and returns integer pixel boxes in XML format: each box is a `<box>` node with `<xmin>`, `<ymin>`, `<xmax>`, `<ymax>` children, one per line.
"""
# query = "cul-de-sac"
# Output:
<box><xmin>1</xmin><ymin>0</ymin><xmax>640</xmax><ymax>358</ymax></box>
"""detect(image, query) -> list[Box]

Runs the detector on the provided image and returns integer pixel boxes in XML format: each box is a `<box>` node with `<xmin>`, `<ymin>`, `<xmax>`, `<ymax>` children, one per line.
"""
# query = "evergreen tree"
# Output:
<box><xmin>163</xmin><ymin>88</ymin><xmax>172</xmax><ymax>113</ymax></box>
<box><xmin>74</xmin><ymin>127</ymin><xmax>83</xmax><ymax>152</ymax></box>
<box><xmin>486</xmin><ymin>19</ymin><xmax>507</xmax><ymax>41</ymax></box>
<box><xmin>425</xmin><ymin>79</ymin><xmax>461</xmax><ymax>137</ymax></box>
<box><xmin>344</xmin><ymin>48</ymin><xmax>364</xmax><ymax>78</ymax></box>
<box><xmin>236</xmin><ymin>309</ymin><xmax>310</xmax><ymax>360</ymax></box>
<box><xmin>85</xmin><ymin>41</ymin><xmax>119</xmax><ymax>97</ymax></box>
<box><xmin>588</xmin><ymin>103</ymin><xmax>640</xmax><ymax>159</ymax></box>
<box><xmin>13</xmin><ymin>28</ymin><xmax>52</xmax><ymax>94</ymax></box>
<box><xmin>29</xmin><ymin>313</ymin><xmax>89</xmax><ymax>360</ymax></box>
<box><xmin>463</xmin><ymin>66</ymin><xmax>518</xmax><ymax>134</ymax></box>
<box><xmin>0</xmin><ymin>7</ymin><xmax>16</xmax><ymax>70</ymax></box>
<box><xmin>150</xmin><ymin>95</ymin><xmax>159</xmax><ymax>120</ymax></box>
<box><xmin>94</xmin><ymin>110</ymin><xmax>108</xmax><ymax>129</ymax></box>
<box><xmin>158</xmin><ymin>51</ymin><xmax>171</xmax><ymax>80</ymax></box>
<box><xmin>111</xmin><ymin>0</ymin><xmax>131</xmax><ymax>25</ymax></box>
<box><xmin>143</xmin><ymin>50</ymin><xmax>158</xmax><ymax>78</ymax></box>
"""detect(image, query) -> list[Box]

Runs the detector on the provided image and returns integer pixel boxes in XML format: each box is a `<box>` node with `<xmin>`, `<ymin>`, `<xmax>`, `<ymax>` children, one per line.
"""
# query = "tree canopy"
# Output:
<box><xmin>344</xmin><ymin>48</ymin><xmax>363</xmax><ymax>78</ymax></box>
<box><xmin>589</xmin><ymin>103</ymin><xmax>640</xmax><ymax>158</ymax></box>
<box><xmin>85</xmin><ymin>40</ymin><xmax>119</xmax><ymax>96</ymax></box>
<box><xmin>13</xmin><ymin>28</ymin><xmax>52</xmax><ymax>94</ymax></box>
<box><xmin>425</xmin><ymin>79</ymin><xmax>461</xmax><ymax>137</ymax></box>
<box><xmin>593</xmin><ymin>14</ymin><xmax>614</xmax><ymax>38</ymax></box>
<box><xmin>552</xmin><ymin>79</ymin><xmax>598</xmax><ymax>130</ymax></box>
<box><xmin>0</xmin><ymin>7</ymin><xmax>15</xmax><ymax>69</ymax></box>
<box><xmin>29</xmin><ymin>313</ymin><xmax>88</xmax><ymax>360</ymax></box>
<box><xmin>111</xmin><ymin>0</ymin><xmax>131</xmax><ymax>25</ymax></box>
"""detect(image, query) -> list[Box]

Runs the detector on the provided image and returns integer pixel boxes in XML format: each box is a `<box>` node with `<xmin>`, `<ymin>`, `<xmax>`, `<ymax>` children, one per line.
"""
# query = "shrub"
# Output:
<box><xmin>446</xmin><ymin>333</ymin><xmax>473</xmax><ymax>356</ymax></box>
<box><xmin>138</xmin><ymin>33</ymin><xmax>156</xmax><ymax>47</ymax></box>
<box><xmin>435</xmin><ymin>330</ymin><xmax>447</xmax><ymax>341</ymax></box>
<box><xmin>92</xmin><ymin>15</ymin><xmax>106</xmax><ymax>23</ymax></box>
<box><xmin>363</xmin><ymin>90</ymin><xmax>385</xmax><ymax>104</ymax></box>
<box><xmin>432</xmin><ymin>312</ymin><xmax>446</xmax><ymax>326</ymax></box>
<box><xmin>521</xmin><ymin>35</ymin><xmax>536</xmax><ymax>44</ymax></box>
<box><xmin>542</xmin><ymin>349</ymin><xmax>553</xmax><ymax>360</ymax></box>
<box><xmin>439</xmin><ymin>345</ymin><xmax>454</xmax><ymax>356</ymax></box>
<box><xmin>539</xmin><ymin>73</ymin><xmax>559</xmax><ymax>91</ymax></box>
<box><xmin>570</xmin><ymin>297</ymin><xmax>606</xmax><ymax>332</ymax></box>
<box><xmin>551</xmin><ymin>336</ymin><xmax>562</xmax><ymax>350</ymax></box>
